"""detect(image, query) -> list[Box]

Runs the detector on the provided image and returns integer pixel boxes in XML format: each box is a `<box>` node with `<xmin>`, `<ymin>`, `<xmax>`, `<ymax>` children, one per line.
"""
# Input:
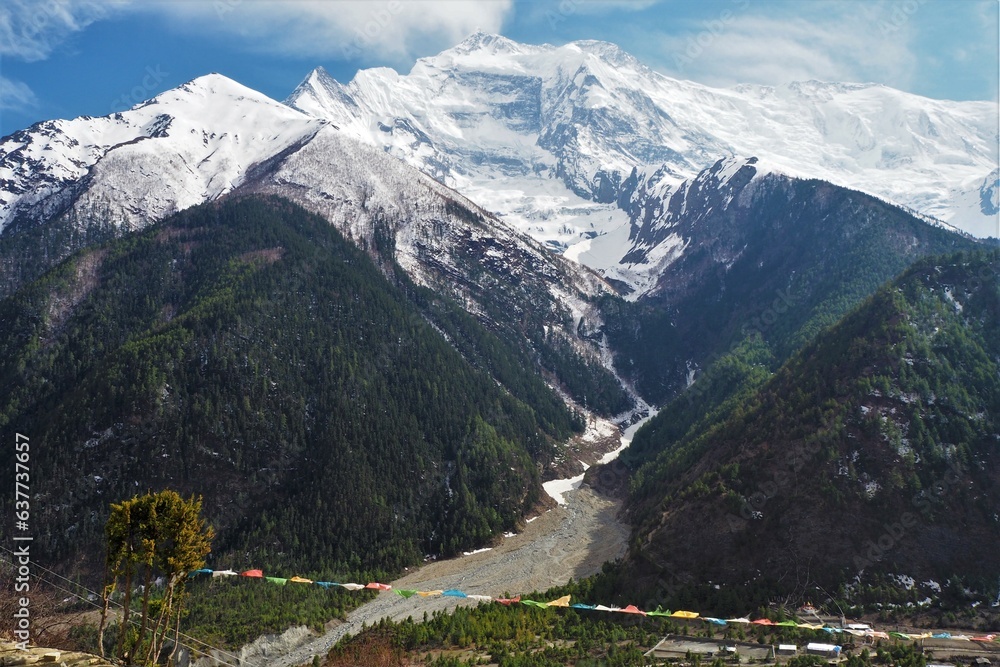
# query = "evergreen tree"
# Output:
<box><xmin>99</xmin><ymin>490</ymin><xmax>213</xmax><ymax>665</ymax></box>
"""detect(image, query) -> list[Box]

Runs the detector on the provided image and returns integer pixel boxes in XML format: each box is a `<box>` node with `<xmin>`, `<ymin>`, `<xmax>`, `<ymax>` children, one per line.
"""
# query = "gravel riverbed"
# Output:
<box><xmin>218</xmin><ymin>484</ymin><xmax>627</xmax><ymax>667</ymax></box>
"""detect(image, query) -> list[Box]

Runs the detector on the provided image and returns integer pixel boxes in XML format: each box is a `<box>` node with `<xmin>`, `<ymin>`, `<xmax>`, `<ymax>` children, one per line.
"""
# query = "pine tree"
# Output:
<box><xmin>99</xmin><ymin>490</ymin><xmax>213</xmax><ymax>665</ymax></box>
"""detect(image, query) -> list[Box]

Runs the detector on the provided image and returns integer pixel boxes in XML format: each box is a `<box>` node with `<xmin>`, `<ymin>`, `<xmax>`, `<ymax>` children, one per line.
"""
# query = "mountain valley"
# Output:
<box><xmin>0</xmin><ymin>29</ymin><xmax>998</xmax><ymax>665</ymax></box>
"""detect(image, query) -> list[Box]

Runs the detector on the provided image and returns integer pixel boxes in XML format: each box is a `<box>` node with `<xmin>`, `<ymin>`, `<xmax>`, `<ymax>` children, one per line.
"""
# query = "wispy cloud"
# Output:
<box><xmin>142</xmin><ymin>0</ymin><xmax>514</xmax><ymax>64</ymax></box>
<box><xmin>648</xmin><ymin>3</ymin><xmax>919</xmax><ymax>90</ymax></box>
<box><xmin>0</xmin><ymin>75</ymin><xmax>39</xmax><ymax>113</ymax></box>
<box><xmin>0</xmin><ymin>0</ymin><xmax>124</xmax><ymax>61</ymax></box>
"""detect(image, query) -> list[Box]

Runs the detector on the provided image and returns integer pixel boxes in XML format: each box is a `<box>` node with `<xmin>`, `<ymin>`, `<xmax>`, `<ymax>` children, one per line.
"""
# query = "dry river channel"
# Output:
<box><xmin>196</xmin><ymin>412</ymin><xmax>656</xmax><ymax>667</ymax></box>
<box><xmin>194</xmin><ymin>484</ymin><xmax>628</xmax><ymax>667</ymax></box>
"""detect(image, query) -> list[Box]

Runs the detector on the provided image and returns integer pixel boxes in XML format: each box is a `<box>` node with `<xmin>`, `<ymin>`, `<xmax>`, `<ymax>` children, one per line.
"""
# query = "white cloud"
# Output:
<box><xmin>0</xmin><ymin>0</ymin><xmax>124</xmax><ymax>61</ymax></box>
<box><xmin>647</xmin><ymin>4</ymin><xmax>919</xmax><ymax>90</ymax></box>
<box><xmin>140</xmin><ymin>0</ymin><xmax>514</xmax><ymax>64</ymax></box>
<box><xmin>0</xmin><ymin>75</ymin><xmax>38</xmax><ymax>112</ymax></box>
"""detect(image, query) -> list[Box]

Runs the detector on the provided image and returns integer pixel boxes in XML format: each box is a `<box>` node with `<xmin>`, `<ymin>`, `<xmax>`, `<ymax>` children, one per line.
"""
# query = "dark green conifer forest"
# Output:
<box><xmin>0</xmin><ymin>196</ymin><xmax>583</xmax><ymax>577</ymax></box>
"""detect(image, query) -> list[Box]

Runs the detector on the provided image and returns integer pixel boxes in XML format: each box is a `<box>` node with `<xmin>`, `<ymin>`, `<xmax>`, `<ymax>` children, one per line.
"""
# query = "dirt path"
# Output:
<box><xmin>235</xmin><ymin>485</ymin><xmax>627</xmax><ymax>667</ymax></box>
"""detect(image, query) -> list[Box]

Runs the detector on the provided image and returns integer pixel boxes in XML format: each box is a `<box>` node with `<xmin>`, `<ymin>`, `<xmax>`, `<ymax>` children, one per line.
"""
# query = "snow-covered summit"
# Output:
<box><xmin>0</xmin><ymin>69</ymin><xmax>613</xmax><ymax>336</ymax></box>
<box><xmin>0</xmin><ymin>73</ymin><xmax>325</xmax><ymax>233</ymax></box>
<box><xmin>446</xmin><ymin>29</ymin><xmax>528</xmax><ymax>57</ymax></box>
<box><xmin>564</xmin><ymin>39</ymin><xmax>645</xmax><ymax>70</ymax></box>
<box><xmin>285</xmin><ymin>32</ymin><xmax>999</xmax><ymax>245</ymax></box>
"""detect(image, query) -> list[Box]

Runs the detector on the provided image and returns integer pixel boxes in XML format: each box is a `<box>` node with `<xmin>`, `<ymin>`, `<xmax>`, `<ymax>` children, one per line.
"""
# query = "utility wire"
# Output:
<box><xmin>0</xmin><ymin>557</ymin><xmax>240</xmax><ymax>667</ymax></box>
<box><xmin>0</xmin><ymin>547</ymin><xmax>242</xmax><ymax>666</ymax></box>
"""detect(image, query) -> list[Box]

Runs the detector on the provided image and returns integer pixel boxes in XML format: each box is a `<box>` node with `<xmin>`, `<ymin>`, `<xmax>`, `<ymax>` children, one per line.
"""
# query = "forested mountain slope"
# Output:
<box><xmin>613</xmin><ymin>250</ymin><xmax>1000</xmax><ymax>609</ymax></box>
<box><xmin>0</xmin><ymin>196</ymin><xmax>581</xmax><ymax>575</ymax></box>
<box><xmin>0</xmin><ymin>73</ymin><xmax>630</xmax><ymax>418</ymax></box>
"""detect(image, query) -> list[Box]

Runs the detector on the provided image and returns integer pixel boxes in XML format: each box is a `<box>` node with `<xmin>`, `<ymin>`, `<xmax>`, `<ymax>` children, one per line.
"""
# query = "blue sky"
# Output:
<box><xmin>1</xmin><ymin>0</ymin><xmax>998</xmax><ymax>136</ymax></box>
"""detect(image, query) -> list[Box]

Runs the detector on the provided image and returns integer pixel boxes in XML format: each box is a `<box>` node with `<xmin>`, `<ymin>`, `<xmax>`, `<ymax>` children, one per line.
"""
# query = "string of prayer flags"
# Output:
<box><xmin>181</xmin><ymin>567</ymin><xmax>997</xmax><ymax>640</ymax></box>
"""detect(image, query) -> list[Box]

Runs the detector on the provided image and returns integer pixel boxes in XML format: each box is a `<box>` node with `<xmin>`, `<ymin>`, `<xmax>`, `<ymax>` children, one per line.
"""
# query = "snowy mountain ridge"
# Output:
<box><xmin>0</xmin><ymin>74</ymin><xmax>327</xmax><ymax>234</ymax></box>
<box><xmin>566</xmin><ymin>155</ymin><xmax>785</xmax><ymax>295</ymax></box>
<box><xmin>286</xmin><ymin>30</ymin><xmax>999</xmax><ymax>252</ymax></box>
<box><xmin>1</xmin><ymin>32</ymin><xmax>995</xmax><ymax>306</ymax></box>
<box><xmin>0</xmin><ymin>71</ymin><xmax>615</xmax><ymax>364</ymax></box>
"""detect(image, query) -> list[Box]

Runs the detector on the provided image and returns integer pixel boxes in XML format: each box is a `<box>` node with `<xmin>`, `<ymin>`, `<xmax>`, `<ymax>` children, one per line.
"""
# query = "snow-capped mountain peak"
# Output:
<box><xmin>158</xmin><ymin>72</ymin><xmax>259</xmax><ymax>98</ymax></box>
<box><xmin>0</xmin><ymin>73</ymin><xmax>324</xmax><ymax>234</ymax></box>
<box><xmin>566</xmin><ymin>39</ymin><xmax>645</xmax><ymax>71</ymax></box>
<box><xmin>0</xmin><ymin>69</ymin><xmax>614</xmax><ymax>340</ymax></box>
<box><xmin>448</xmin><ymin>29</ymin><xmax>525</xmax><ymax>56</ymax></box>
<box><xmin>284</xmin><ymin>32</ymin><xmax>998</xmax><ymax>248</ymax></box>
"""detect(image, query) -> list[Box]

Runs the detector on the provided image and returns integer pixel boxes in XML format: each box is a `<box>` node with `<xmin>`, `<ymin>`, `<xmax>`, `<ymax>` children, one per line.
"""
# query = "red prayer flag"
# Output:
<box><xmin>621</xmin><ymin>605</ymin><xmax>647</xmax><ymax>615</ymax></box>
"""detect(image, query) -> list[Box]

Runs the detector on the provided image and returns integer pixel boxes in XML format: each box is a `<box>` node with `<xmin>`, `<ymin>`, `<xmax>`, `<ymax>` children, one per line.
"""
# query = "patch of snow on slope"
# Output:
<box><xmin>598</xmin><ymin>408</ymin><xmax>658</xmax><ymax>464</ymax></box>
<box><xmin>543</xmin><ymin>474</ymin><xmax>586</xmax><ymax>506</ymax></box>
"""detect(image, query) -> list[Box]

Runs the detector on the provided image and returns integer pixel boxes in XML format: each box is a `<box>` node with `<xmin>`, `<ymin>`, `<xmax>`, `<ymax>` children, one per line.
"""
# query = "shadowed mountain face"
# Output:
<box><xmin>602</xmin><ymin>157</ymin><xmax>982</xmax><ymax>406</ymax></box>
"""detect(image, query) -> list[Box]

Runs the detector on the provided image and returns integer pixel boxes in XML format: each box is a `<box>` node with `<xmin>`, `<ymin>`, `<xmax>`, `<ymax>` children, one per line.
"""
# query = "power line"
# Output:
<box><xmin>0</xmin><ymin>547</ymin><xmax>241</xmax><ymax>666</ymax></box>
<box><xmin>0</xmin><ymin>559</ymin><xmax>240</xmax><ymax>667</ymax></box>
